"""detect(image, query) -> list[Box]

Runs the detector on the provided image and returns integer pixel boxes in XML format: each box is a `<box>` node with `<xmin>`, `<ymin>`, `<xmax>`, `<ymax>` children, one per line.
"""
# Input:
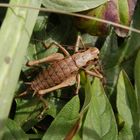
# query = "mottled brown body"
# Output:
<box><xmin>31</xmin><ymin>57</ymin><xmax>78</xmax><ymax>91</ymax></box>
<box><xmin>30</xmin><ymin>48</ymin><xmax>100</xmax><ymax>93</ymax></box>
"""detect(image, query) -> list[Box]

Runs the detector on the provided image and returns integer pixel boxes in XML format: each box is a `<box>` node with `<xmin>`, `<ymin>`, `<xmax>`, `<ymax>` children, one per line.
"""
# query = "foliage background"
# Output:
<box><xmin>0</xmin><ymin>0</ymin><xmax>140</xmax><ymax>140</ymax></box>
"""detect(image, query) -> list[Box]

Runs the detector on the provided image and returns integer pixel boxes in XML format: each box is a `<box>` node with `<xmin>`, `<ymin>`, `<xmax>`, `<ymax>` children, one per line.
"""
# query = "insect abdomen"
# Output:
<box><xmin>31</xmin><ymin>57</ymin><xmax>78</xmax><ymax>92</ymax></box>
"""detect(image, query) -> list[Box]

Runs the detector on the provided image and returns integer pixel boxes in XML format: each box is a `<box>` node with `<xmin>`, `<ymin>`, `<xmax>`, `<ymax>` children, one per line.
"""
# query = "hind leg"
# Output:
<box><xmin>27</xmin><ymin>40</ymin><xmax>70</xmax><ymax>66</ymax></box>
<box><xmin>38</xmin><ymin>74</ymin><xmax>77</xmax><ymax>95</ymax></box>
<box><xmin>37</xmin><ymin>74</ymin><xmax>77</xmax><ymax>117</ymax></box>
<box><xmin>27</xmin><ymin>53</ymin><xmax>64</xmax><ymax>66</ymax></box>
<box><xmin>37</xmin><ymin>95</ymin><xmax>49</xmax><ymax>119</ymax></box>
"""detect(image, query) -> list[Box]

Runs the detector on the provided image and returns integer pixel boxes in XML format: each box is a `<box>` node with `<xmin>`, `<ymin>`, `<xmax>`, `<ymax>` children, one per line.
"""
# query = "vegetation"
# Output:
<box><xmin>0</xmin><ymin>0</ymin><xmax>140</xmax><ymax>139</ymax></box>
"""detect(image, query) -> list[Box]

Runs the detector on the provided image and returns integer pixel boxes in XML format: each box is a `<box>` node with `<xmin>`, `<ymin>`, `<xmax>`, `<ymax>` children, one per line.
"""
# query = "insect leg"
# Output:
<box><xmin>27</xmin><ymin>53</ymin><xmax>64</xmax><ymax>66</ymax></box>
<box><xmin>43</xmin><ymin>41</ymin><xmax>70</xmax><ymax>57</ymax></box>
<box><xmin>75</xmin><ymin>74</ymin><xmax>80</xmax><ymax>94</ymax></box>
<box><xmin>75</xmin><ymin>35</ymin><xmax>86</xmax><ymax>53</ymax></box>
<box><xmin>37</xmin><ymin>95</ymin><xmax>49</xmax><ymax>119</ymax></box>
<box><xmin>84</xmin><ymin>68</ymin><xmax>103</xmax><ymax>79</ymax></box>
<box><xmin>15</xmin><ymin>91</ymin><xmax>27</xmax><ymax>98</ymax></box>
<box><xmin>38</xmin><ymin>74</ymin><xmax>77</xmax><ymax>95</ymax></box>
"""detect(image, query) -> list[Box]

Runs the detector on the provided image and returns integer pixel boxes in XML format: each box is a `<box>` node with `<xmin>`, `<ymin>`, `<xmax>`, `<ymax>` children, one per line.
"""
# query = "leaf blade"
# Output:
<box><xmin>2</xmin><ymin>119</ymin><xmax>28</xmax><ymax>140</ymax></box>
<box><xmin>117</xmin><ymin>71</ymin><xmax>139</xmax><ymax>140</ymax></box>
<box><xmin>0</xmin><ymin>0</ymin><xmax>41</xmax><ymax>138</ymax></box>
<box><xmin>83</xmin><ymin>78</ymin><xmax>118</xmax><ymax>140</ymax></box>
<box><xmin>42</xmin><ymin>0</ymin><xmax>108</xmax><ymax>12</ymax></box>
<box><xmin>42</xmin><ymin>95</ymin><xmax>80</xmax><ymax>140</ymax></box>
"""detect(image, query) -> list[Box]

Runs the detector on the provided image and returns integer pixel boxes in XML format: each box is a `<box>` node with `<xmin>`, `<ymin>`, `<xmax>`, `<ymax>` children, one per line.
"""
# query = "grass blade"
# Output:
<box><xmin>0</xmin><ymin>0</ymin><xmax>41</xmax><ymax>138</ymax></box>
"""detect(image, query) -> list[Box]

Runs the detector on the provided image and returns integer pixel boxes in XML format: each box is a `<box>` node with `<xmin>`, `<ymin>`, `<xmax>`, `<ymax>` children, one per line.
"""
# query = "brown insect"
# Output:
<box><xmin>25</xmin><ymin>36</ymin><xmax>103</xmax><ymax>96</ymax></box>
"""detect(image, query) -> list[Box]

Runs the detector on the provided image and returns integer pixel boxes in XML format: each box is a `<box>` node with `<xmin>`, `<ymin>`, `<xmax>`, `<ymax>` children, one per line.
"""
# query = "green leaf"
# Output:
<box><xmin>83</xmin><ymin>78</ymin><xmax>118</xmax><ymax>140</ymax></box>
<box><xmin>100</xmin><ymin>30</ymin><xmax>121</xmax><ymax>96</ymax></box>
<box><xmin>120</xmin><ymin>0</ymin><xmax>140</xmax><ymax>60</ymax></box>
<box><xmin>42</xmin><ymin>95</ymin><xmax>80</xmax><ymax>140</ymax></box>
<box><xmin>135</xmin><ymin>49</ymin><xmax>140</xmax><ymax>139</ymax></box>
<box><xmin>100</xmin><ymin>0</ymin><xmax>140</xmax><ymax>96</ymax></box>
<box><xmin>80</xmin><ymin>74</ymin><xmax>92</xmax><ymax>113</ymax></box>
<box><xmin>72</xmin><ymin>133</ymin><xmax>81</xmax><ymax>140</ymax></box>
<box><xmin>118</xmin><ymin>0</ymin><xmax>129</xmax><ymax>25</ymax></box>
<box><xmin>33</xmin><ymin>13</ymin><xmax>48</xmax><ymax>32</ymax></box>
<box><xmin>0</xmin><ymin>0</ymin><xmax>41</xmax><ymax>138</ymax></box>
<box><xmin>135</xmin><ymin>49</ymin><xmax>140</xmax><ymax>109</ymax></box>
<box><xmin>42</xmin><ymin>0</ymin><xmax>108</xmax><ymax>12</ymax></box>
<box><xmin>14</xmin><ymin>98</ymin><xmax>42</xmax><ymax>130</ymax></box>
<box><xmin>2</xmin><ymin>119</ymin><xmax>28</xmax><ymax>140</ymax></box>
<box><xmin>14</xmin><ymin>95</ymin><xmax>67</xmax><ymax>132</ymax></box>
<box><xmin>117</xmin><ymin>71</ymin><xmax>139</xmax><ymax>140</ymax></box>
